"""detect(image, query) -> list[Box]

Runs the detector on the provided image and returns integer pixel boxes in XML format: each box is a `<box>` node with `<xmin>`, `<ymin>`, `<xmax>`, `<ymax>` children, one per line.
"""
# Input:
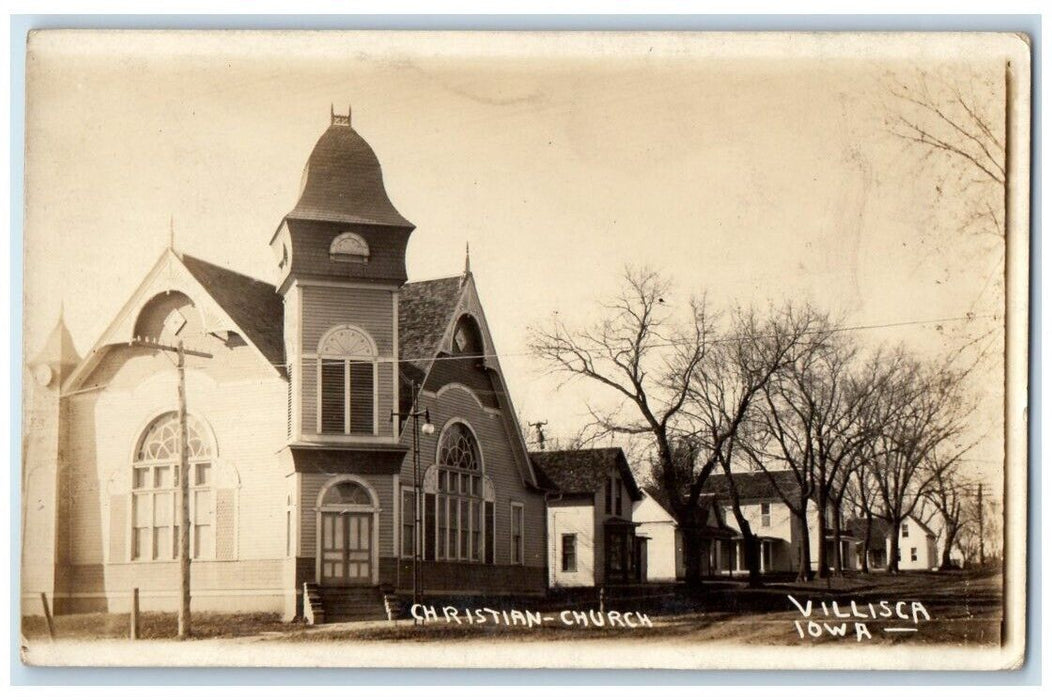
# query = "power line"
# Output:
<box><xmin>261</xmin><ymin>312</ymin><xmax>998</xmax><ymax>370</ymax></box>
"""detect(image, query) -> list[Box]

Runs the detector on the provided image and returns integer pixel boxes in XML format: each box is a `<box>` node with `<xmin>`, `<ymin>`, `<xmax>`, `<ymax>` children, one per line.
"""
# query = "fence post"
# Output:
<box><xmin>130</xmin><ymin>588</ymin><xmax>140</xmax><ymax>640</ymax></box>
<box><xmin>598</xmin><ymin>586</ymin><xmax>605</xmax><ymax>614</ymax></box>
<box><xmin>40</xmin><ymin>592</ymin><xmax>55</xmax><ymax>641</ymax></box>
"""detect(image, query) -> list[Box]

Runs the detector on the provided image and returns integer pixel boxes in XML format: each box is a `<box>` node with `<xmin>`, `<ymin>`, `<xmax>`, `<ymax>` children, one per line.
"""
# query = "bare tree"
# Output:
<box><xmin>844</xmin><ymin>458</ymin><xmax>881</xmax><ymax>573</ymax></box>
<box><xmin>924</xmin><ymin>456</ymin><xmax>974</xmax><ymax>570</ymax></box>
<box><xmin>886</xmin><ymin>68</ymin><xmax>1006</xmax><ymax>240</ymax></box>
<box><xmin>703</xmin><ymin>306</ymin><xmax>833</xmax><ymax>582</ymax></box>
<box><xmin>529</xmin><ymin>269</ymin><xmax>822</xmax><ymax>587</ymax></box>
<box><xmin>869</xmin><ymin>351</ymin><xmax>972</xmax><ymax>573</ymax></box>
<box><xmin>528</xmin><ymin>268</ymin><xmax>711</xmax><ymax>585</ymax></box>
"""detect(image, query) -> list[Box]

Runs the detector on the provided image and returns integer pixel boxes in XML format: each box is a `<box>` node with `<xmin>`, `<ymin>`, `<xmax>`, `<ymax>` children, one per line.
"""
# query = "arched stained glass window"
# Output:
<box><xmin>136</xmin><ymin>414</ymin><xmax>212</xmax><ymax>461</ymax></box>
<box><xmin>438</xmin><ymin>422</ymin><xmax>480</xmax><ymax>472</ymax></box>
<box><xmin>131</xmin><ymin>413</ymin><xmax>214</xmax><ymax>562</ymax></box>
<box><xmin>320</xmin><ymin>481</ymin><xmax>374</xmax><ymax>507</ymax></box>
<box><xmin>406</xmin><ymin>421</ymin><xmax>494</xmax><ymax>566</ymax></box>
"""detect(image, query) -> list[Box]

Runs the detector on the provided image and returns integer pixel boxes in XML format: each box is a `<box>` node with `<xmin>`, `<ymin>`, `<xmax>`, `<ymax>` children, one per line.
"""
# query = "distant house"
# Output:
<box><xmin>531</xmin><ymin>448</ymin><xmax>645</xmax><ymax>588</ymax></box>
<box><xmin>851</xmin><ymin>515</ymin><xmax>937</xmax><ymax>571</ymax></box>
<box><xmin>632</xmin><ymin>487</ymin><xmax>685</xmax><ymax>582</ymax></box>
<box><xmin>699</xmin><ymin>472</ymin><xmax>860</xmax><ymax>576</ymax></box>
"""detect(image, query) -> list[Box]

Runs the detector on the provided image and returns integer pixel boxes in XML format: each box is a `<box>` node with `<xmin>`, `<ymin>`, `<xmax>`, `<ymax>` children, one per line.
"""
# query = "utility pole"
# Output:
<box><xmin>132</xmin><ymin>337</ymin><xmax>212</xmax><ymax>639</ymax></box>
<box><xmin>529</xmin><ymin>420</ymin><xmax>548</xmax><ymax>450</ymax></box>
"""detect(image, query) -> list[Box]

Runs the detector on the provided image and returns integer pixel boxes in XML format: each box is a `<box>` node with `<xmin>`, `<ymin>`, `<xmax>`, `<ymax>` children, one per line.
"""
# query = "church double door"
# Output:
<box><xmin>320</xmin><ymin>512</ymin><xmax>373</xmax><ymax>586</ymax></box>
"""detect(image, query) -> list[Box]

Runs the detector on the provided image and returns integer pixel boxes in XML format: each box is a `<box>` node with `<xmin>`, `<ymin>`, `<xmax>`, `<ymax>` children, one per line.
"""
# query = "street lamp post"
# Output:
<box><xmin>392</xmin><ymin>382</ymin><xmax>434</xmax><ymax>617</ymax></box>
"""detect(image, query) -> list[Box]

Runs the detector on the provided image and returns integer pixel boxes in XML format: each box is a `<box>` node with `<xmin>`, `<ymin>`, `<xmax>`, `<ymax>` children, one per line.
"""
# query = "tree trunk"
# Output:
<box><xmin>682</xmin><ymin>521</ymin><xmax>704</xmax><ymax>588</ymax></box>
<box><xmin>860</xmin><ymin>513</ymin><xmax>872</xmax><ymax>574</ymax></box>
<box><xmin>795</xmin><ymin>509</ymin><xmax>812</xmax><ymax>582</ymax></box>
<box><xmin>722</xmin><ymin>470</ymin><xmax>763</xmax><ymax>587</ymax></box>
<box><xmin>831</xmin><ymin>500</ymin><xmax>844</xmax><ymax>575</ymax></box>
<box><xmin>887</xmin><ymin>517</ymin><xmax>901</xmax><ymax>574</ymax></box>
<box><xmin>940</xmin><ymin>524</ymin><xmax>959</xmax><ymax>570</ymax></box>
<box><xmin>815</xmin><ymin>490</ymin><xmax>829</xmax><ymax>579</ymax></box>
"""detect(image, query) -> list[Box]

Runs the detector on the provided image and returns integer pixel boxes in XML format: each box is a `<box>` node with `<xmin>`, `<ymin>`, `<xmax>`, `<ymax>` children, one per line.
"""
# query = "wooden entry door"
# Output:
<box><xmin>320</xmin><ymin>512</ymin><xmax>372</xmax><ymax>585</ymax></box>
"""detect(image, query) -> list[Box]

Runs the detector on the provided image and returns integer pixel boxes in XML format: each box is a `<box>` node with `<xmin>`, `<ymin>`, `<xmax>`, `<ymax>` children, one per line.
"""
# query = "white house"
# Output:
<box><xmin>891</xmin><ymin>515</ymin><xmax>938</xmax><ymax>571</ymax></box>
<box><xmin>631</xmin><ymin>488</ymin><xmax>684</xmax><ymax>582</ymax></box>
<box><xmin>531</xmin><ymin>448</ymin><xmax>645</xmax><ymax>589</ymax></box>
<box><xmin>702</xmin><ymin>472</ymin><xmax>859</xmax><ymax>576</ymax></box>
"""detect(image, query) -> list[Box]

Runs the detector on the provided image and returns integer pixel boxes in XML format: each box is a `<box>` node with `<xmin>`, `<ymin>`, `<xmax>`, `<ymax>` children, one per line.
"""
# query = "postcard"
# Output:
<box><xmin>19</xmin><ymin>30</ymin><xmax>1030</xmax><ymax>670</ymax></box>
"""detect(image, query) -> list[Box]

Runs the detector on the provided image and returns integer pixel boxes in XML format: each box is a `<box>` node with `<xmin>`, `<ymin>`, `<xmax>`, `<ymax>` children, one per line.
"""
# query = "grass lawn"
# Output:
<box><xmin>21</xmin><ymin>611</ymin><xmax>294</xmax><ymax>641</ymax></box>
<box><xmin>21</xmin><ymin>568</ymin><xmax>1002</xmax><ymax>647</ymax></box>
<box><xmin>284</xmin><ymin>568</ymin><xmax>1003</xmax><ymax>646</ymax></box>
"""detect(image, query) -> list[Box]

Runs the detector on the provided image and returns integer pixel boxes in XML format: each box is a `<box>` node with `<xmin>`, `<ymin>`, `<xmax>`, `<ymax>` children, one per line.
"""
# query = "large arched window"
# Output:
<box><xmin>131</xmin><ymin>413</ymin><xmax>214</xmax><ymax>561</ymax></box>
<box><xmin>317</xmin><ymin>325</ymin><xmax>377</xmax><ymax>435</ymax></box>
<box><xmin>410</xmin><ymin>421</ymin><xmax>496</xmax><ymax>564</ymax></box>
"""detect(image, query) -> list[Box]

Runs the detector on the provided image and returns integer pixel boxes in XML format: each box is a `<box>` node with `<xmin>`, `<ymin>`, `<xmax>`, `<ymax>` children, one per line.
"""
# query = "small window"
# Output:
<box><xmin>604</xmin><ymin>478</ymin><xmax>613</xmax><ymax>514</ymax></box>
<box><xmin>910</xmin><ymin>547</ymin><xmax>918</xmax><ymax>562</ymax></box>
<box><xmin>401</xmin><ymin>487</ymin><xmax>416</xmax><ymax>558</ymax></box>
<box><xmin>330</xmin><ymin>232</ymin><xmax>370</xmax><ymax>263</ymax></box>
<box><xmin>561</xmin><ymin>534</ymin><xmax>577</xmax><ymax>572</ymax></box>
<box><xmin>761</xmin><ymin>502</ymin><xmax>771</xmax><ymax>527</ymax></box>
<box><xmin>901</xmin><ymin>523</ymin><xmax>909</xmax><ymax>538</ymax></box>
<box><xmin>614</xmin><ymin>476</ymin><xmax>623</xmax><ymax>516</ymax></box>
<box><xmin>510</xmin><ymin>503</ymin><xmax>524</xmax><ymax>565</ymax></box>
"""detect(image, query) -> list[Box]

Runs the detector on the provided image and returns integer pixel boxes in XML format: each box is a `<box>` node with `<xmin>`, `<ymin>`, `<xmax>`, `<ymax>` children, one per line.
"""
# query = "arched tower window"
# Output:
<box><xmin>408</xmin><ymin>421</ymin><xmax>496</xmax><ymax>564</ymax></box>
<box><xmin>317</xmin><ymin>325</ymin><xmax>377</xmax><ymax>435</ymax></box>
<box><xmin>451</xmin><ymin>315</ymin><xmax>484</xmax><ymax>356</ymax></box>
<box><xmin>329</xmin><ymin>232</ymin><xmax>370</xmax><ymax>264</ymax></box>
<box><xmin>131</xmin><ymin>413</ymin><xmax>214</xmax><ymax>561</ymax></box>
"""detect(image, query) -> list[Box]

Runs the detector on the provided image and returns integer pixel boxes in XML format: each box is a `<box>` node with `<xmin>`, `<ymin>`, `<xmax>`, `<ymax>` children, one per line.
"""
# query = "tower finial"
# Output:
<box><xmin>464</xmin><ymin>242</ymin><xmax>471</xmax><ymax>276</ymax></box>
<box><xmin>169</xmin><ymin>215</ymin><xmax>175</xmax><ymax>251</ymax></box>
<box><xmin>331</xmin><ymin>104</ymin><xmax>351</xmax><ymax>127</ymax></box>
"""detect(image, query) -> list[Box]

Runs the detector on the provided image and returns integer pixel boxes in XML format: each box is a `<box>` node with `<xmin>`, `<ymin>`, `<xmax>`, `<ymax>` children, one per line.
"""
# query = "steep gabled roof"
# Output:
<box><xmin>530</xmin><ymin>447</ymin><xmax>643</xmax><ymax>500</ymax></box>
<box><xmin>701</xmin><ymin>470</ymin><xmax>802</xmax><ymax>502</ymax></box>
<box><xmin>398</xmin><ymin>276</ymin><xmax>465</xmax><ymax>376</ymax></box>
<box><xmin>181</xmin><ymin>254</ymin><xmax>286</xmax><ymax>369</ymax></box>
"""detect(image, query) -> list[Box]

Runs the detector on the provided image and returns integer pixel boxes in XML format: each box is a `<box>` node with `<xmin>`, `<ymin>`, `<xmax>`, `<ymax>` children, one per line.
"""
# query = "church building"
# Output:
<box><xmin>22</xmin><ymin>109</ymin><xmax>548</xmax><ymax>621</ymax></box>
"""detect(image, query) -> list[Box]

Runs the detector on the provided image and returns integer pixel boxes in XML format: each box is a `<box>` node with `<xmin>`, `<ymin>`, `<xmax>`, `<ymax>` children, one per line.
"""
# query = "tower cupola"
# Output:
<box><xmin>271</xmin><ymin>107</ymin><xmax>415</xmax><ymax>291</ymax></box>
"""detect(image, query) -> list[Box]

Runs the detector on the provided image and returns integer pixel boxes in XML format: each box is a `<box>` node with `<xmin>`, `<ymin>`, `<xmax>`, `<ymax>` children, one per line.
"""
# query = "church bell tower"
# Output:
<box><xmin>271</xmin><ymin>107</ymin><xmax>414</xmax><ymax>444</ymax></box>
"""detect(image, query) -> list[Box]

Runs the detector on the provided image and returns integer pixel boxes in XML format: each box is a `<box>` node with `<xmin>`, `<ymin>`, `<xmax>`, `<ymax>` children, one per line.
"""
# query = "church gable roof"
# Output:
<box><xmin>398</xmin><ymin>275</ymin><xmax>465</xmax><ymax>375</ymax></box>
<box><xmin>181</xmin><ymin>255</ymin><xmax>285</xmax><ymax>369</ymax></box>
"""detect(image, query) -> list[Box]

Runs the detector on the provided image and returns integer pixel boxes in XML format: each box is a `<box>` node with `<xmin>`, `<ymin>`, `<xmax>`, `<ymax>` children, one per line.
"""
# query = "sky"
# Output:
<box><xmin>23</xmin><ymin>31</ymin><xmax>1024</xmax><ymax>503</ymax></box>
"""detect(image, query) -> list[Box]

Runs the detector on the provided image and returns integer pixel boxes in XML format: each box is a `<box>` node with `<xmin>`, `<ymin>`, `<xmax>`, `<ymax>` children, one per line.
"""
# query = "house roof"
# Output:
<box><xmin>181</xmin><ymin>254</ymin><xmax>287</xmax><ymax>370</ymax></box>
<box><xmin>287</xmin><ymin>120</ymin><xmax>414</xmax><ymax>229</ymax></box>
<box><xmin>529</xmin><ymin>447</ymin><xmax>643</xmax><ymax>500</ymax></box>
<box><xmin>701</xmin><ymin>470</ymin><xmax>802</xmax><ymax>502</ymax></box>
<box><xmin>397</xmin><ymin>275</ymin><xmax>465</xmax><ymax>375</ymax></box>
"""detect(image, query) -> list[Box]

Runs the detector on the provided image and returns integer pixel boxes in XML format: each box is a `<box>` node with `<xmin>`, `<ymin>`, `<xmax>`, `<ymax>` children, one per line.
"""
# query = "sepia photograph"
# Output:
<box><xmin>18</xmin><ymin>29</ymin><xmax>1030</xmax><ymax>671</ymax></box>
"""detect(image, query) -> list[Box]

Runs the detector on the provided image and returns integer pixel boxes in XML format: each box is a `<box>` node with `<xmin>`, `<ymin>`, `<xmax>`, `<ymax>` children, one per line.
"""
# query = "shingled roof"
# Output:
<box><xmin>181</xmin><ymin>254</ymin><xmax>286</xmax><ymax>370</ymax></box>
<box><xmin>847</xmin><ymin>517</ymin><xmax>891</xmax><ymax>549</ymax></box>
<box><xmin>701</xmin><ymin>470</ymin><xmax>802</xmax><ymax>502</ymax></box>
<box><xmin>398</xmin><ymin>275</ymin><xmax>464</xmax><ymax>374</ymax></box>
<box><xmin>530</xmin><ymin>447</ymin><xmax>643</xmax><ymax>500</ymax></box>
<box><xmin>287</xmin><ymin>120</ymin><xmax>414</xmax><ymax>229</ymax></box>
